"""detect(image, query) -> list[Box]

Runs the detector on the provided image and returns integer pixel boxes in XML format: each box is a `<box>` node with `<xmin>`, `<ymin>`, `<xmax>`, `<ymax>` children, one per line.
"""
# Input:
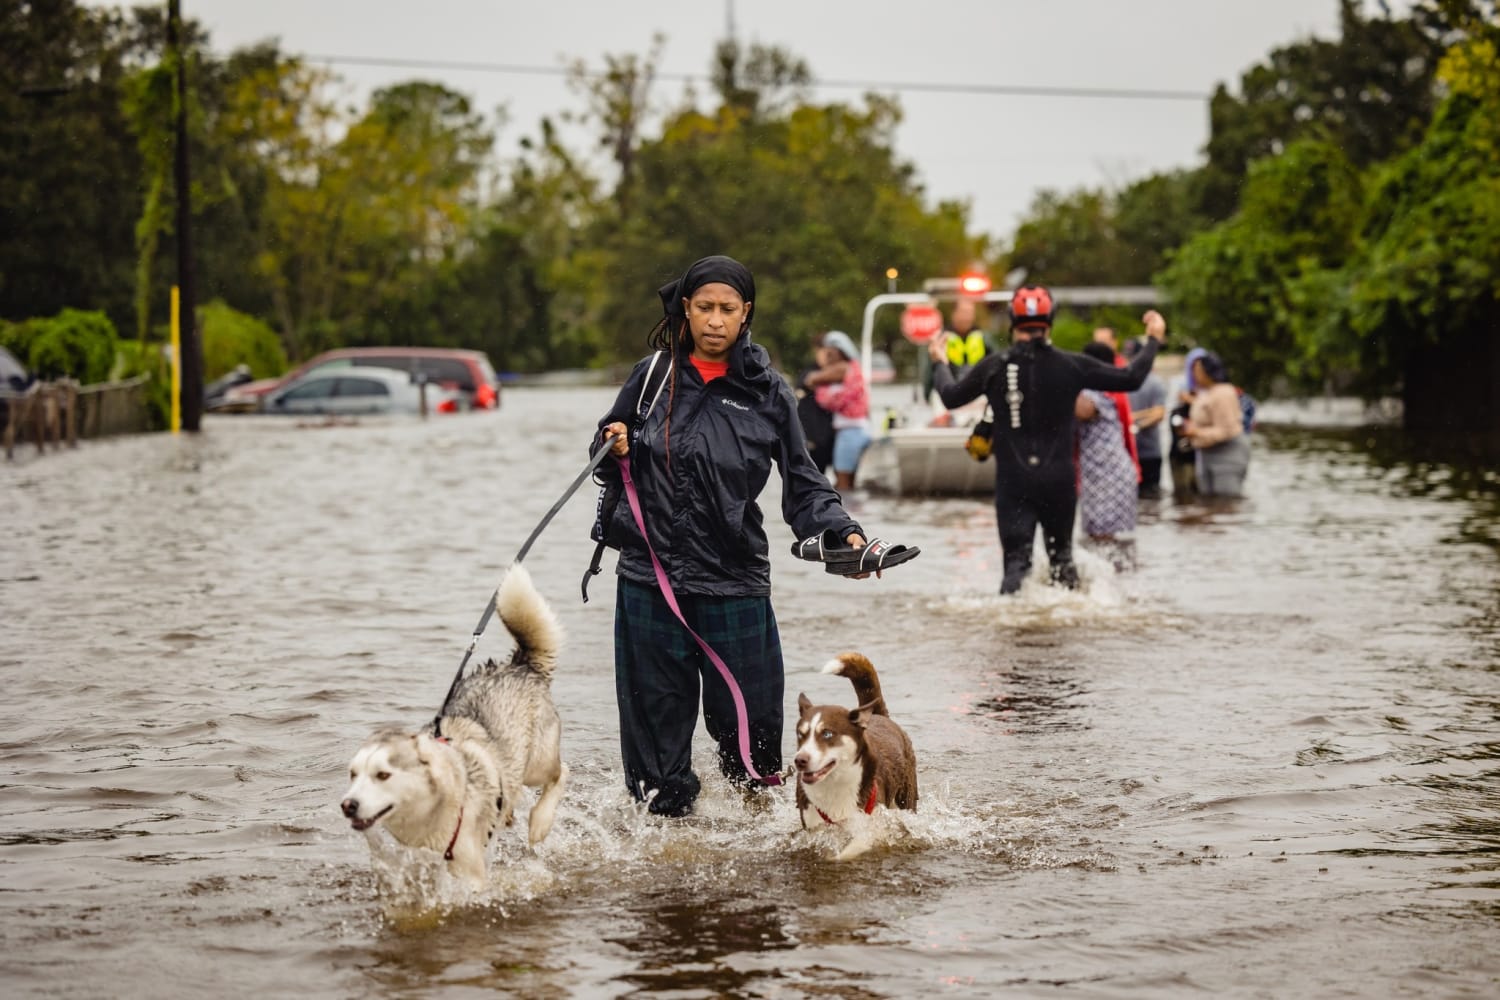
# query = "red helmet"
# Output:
<box><xmin>1008</xmin><ymin>285</ymin><xmax>1054</xmax><ymax>329</ymax></box>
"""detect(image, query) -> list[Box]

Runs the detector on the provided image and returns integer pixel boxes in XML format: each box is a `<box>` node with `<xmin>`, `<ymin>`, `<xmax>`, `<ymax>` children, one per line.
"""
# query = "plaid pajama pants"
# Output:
<box><xmin>614</xmin><ymin>577</ymin><xmax>785</xmax><ymax>804</ymax></box>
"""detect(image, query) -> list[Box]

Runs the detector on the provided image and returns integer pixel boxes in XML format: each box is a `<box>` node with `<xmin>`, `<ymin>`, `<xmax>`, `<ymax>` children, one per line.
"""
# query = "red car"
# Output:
<box><xmin>219</xmin><ymin>347</ymin><xmax>501</xmax><ymax>412</ymax></box>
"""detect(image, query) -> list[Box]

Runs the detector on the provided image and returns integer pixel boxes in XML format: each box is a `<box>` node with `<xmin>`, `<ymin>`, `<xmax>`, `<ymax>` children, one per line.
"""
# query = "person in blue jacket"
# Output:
<box><xmin>592</xmin><ymin>255</ymin><xmax>871</xmax><ymax>817</ymax></box>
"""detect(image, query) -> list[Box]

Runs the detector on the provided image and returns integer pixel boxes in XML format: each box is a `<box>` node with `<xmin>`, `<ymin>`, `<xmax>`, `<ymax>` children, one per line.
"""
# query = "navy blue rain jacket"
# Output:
<box><xmin>592</xmin><ymin>331</ymin><xmax>861</xmax><ymax>597</ymax></box>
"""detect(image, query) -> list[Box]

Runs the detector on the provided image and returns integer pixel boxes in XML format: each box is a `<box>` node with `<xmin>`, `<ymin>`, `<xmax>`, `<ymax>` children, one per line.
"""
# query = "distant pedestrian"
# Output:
<box><xmin>1076</xmin><ymin>342</ymin><xmax>1141</xmax><ymax>560</ymax></box>
<box><xmin>1091</xmin><ymin>326</ymin><xmax>1122</xmax><ymax>363</ymax></box>
<box><xmin>807</xmin><ymin>330</ymin><xmax>872</xmax><ymax>493</ymax></box>
<box><xmin>1181</xmin><ymin>350</ymin><xmax>1250</xmax><ymax>497</ymax></box>
<box><xmin>923</xmin><ymin>298</ymin><xmax>997</xmax><ymax>403</ymax></box>
<box><xmin>795</xmin><ymin>332</ymin><xmax>837</xmax><ymax>476</ymax></box>
<box><xmin>1167</xmin><ymin>347</ymin><xmax>1206</xmax><ymax>498</ymax></box>
<box><xmin>1122</xmin><ymin>338</ymin><xmax>1167</xmax><ymax>498</ymax></box>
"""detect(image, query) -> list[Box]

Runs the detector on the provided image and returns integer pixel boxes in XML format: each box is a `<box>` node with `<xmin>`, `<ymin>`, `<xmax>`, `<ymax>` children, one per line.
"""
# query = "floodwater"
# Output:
<box><xmin>3</xmin><ymin>386</ymin><xmax>1498</xmax><ymax>999</ymax></box>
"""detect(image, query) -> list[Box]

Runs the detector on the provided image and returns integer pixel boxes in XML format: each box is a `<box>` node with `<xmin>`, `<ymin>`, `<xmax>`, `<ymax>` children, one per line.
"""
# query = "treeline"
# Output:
<box><xmin>0</xmin><ymin>2</ymin><xmax>979</xmax><ymax>381</ymax></box>
<box><xmin>2</xmin><ymin>0</ymin><xmax>1496</xmax><ymax>429</ymax></box>
<box><xmin>1006</xmin><ymin>0</ymin><xmax>1500</xmax><ymax>431</ymax></box>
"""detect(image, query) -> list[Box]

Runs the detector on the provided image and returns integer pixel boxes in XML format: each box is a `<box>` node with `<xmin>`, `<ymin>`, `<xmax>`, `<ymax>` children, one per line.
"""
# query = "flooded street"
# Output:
<box><xmin>3</xmin><ymin>386</ymin><xmax>1499</xmax><ymax>998</ymax></box>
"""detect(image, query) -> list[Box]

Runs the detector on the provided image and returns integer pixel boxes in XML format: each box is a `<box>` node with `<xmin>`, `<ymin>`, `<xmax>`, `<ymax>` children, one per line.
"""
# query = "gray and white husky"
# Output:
<box><xmin>339</xmin><ymin>564</ymin><xmax>568</xmax><ymax>885</ymax></box>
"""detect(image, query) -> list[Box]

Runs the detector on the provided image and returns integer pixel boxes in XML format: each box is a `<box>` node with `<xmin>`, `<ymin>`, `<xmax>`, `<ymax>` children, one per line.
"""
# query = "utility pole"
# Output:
<box><xmin>168</xmin><ymin>0</ymin><xmax>202</xmax><ymax>431</ymax></box>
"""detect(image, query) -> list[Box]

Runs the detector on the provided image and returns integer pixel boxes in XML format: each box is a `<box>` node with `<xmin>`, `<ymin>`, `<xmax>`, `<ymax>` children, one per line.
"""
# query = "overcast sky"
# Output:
<box><xmin>158</xmin><ymin>0</ymin><xmax>1381</xmax><ymax>243</ymax></box>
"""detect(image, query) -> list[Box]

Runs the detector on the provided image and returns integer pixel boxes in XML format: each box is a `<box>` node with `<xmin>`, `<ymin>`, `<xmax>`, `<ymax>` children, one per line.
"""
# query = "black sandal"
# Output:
<box><xmin>790</xmin><ymin>532</ymin><xmax>920</xmax><ymax>575</ymax></box>
<box><xmin>822</xmin><ymin>538</ymin><xmax>920</xmax><ymax>576</ymax></box>
<box><xmin>791</xmin><ymin>529</ymin><xmax>844</xmax><ymax>562</ymax></box>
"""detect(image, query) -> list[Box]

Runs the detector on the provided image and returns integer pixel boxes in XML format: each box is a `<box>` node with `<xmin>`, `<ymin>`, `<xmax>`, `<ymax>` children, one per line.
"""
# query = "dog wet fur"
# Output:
<box><xmin>340</xmin><ymin>564</ymin><xmax>568</xmax><ymax>888</ymax></box>
<box><xmin>794</xmin><ymin>652</ymin><xmax>918</xmax><ymax>860</ymax></box>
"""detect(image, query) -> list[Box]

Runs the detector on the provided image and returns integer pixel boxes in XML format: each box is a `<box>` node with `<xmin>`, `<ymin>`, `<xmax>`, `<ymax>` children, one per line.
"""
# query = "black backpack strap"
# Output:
<box><xmin>581</xmin><ymin>539</ymin><xmax>607</xmax><ymax>603</ymax></box>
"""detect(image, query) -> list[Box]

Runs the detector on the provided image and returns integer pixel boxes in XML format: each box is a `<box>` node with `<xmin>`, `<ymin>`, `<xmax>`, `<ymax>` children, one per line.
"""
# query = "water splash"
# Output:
<box><xmin>933</xmin><ymin>544</ymin><xmax>1184</xmax><ymax>630</ymax></box>
<box><xmin>341</xmin><ymin>758</ymin><xmax>1118</xmax><ymax>918</ymax></box>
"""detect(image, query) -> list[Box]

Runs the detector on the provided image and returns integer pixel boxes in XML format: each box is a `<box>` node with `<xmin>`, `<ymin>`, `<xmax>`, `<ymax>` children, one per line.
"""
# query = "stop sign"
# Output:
<box><xmin>900</xmin><ymin>303</ymin><xmax>943</xmax><ymax>344</ymax></box>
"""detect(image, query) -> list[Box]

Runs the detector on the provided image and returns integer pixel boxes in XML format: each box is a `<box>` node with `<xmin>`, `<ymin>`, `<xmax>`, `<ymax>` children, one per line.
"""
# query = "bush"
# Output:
<box><xmin>0</xmin><ymin>319</ymin><xmax>21</xmax><ymax>362</ymax></box>
<box><xmin>199</xmin><ymin>300</ymin><xmax>288</xmax><ymax>379</ymax></box>
<box><xmin>0</xmin><ymin>308</ymin><xmax>119</xmax><ymax>383</ymax></box>
<box><xmin>1158</xmin><ymin>139</ymin><xmax>1365</xmax><ymax>394</ymax></box>
<box><xmin>115</xmin><ymin>339</ymin><xmax>170</xmax><ymax>430</ymax></box>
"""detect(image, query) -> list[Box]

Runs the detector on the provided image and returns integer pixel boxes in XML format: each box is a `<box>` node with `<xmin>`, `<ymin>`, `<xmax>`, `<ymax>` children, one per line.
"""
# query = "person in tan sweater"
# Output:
<box><xmin>1181</xmin><ymin>351</ymin><xmax>1250</xmax><ymax>496</ymax></box>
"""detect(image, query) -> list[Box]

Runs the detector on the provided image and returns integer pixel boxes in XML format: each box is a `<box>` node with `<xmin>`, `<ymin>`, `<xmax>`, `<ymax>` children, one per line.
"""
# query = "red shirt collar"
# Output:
<box><xmin>689</xmin><ymin>356</ymin><xmax>729</xmax><ymax>382</ymax></box>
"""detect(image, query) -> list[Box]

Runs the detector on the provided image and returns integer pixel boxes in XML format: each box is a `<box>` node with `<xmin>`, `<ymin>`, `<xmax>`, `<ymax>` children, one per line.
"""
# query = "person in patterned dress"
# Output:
<box><xmin>1076</xmin><ymin>342</ymin><xmax>1140</xmax><ymax>549</ymax></box>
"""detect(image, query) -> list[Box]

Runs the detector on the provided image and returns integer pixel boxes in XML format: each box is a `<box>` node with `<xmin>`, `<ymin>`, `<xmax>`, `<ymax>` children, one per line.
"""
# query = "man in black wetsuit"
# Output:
<box><xmin>928</xmin><ymin>285</ymin><xmax>1168</xmax><ymax>594</ymax></box>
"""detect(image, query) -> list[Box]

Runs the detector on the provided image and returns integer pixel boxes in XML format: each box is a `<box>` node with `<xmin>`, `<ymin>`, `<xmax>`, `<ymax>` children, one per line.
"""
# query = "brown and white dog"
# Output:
<box><xmin>794</xmin><ymin>652</ymin><xmax>918</xmax><ymax>859</ymax></box>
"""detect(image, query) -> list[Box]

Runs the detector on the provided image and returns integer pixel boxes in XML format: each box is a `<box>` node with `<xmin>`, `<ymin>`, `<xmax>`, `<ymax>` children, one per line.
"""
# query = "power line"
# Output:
<box><xmin>304</xmin><ymin>53</ymin><xmax>1210</xmax><ymax>103</ymax></box>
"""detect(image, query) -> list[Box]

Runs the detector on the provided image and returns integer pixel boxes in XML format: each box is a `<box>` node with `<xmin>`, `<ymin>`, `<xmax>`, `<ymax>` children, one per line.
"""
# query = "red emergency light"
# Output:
<box><xmin>958</xmin><ymin>273</ymin><xmax>991</xmax><ymax>295</ymax></box>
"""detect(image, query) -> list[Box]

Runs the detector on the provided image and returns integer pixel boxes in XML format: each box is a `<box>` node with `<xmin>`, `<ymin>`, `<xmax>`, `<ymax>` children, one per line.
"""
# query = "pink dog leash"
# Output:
<box><xmin>618</xmin><ymin>455</ymin><xmax>783</xmax><ymax>787</ymax></box>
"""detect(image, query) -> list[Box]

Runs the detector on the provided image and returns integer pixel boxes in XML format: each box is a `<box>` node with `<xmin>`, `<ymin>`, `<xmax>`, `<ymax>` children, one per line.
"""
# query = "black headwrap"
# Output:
<box><xmin>657</xmin><ymin>255</ymin><xmax>756</xmax><ymax>332</ymax></box>
<box><xmin>1199</xmin><ymin>351</ymin><xmax>1229</xmax><ymax>383</ymax></box>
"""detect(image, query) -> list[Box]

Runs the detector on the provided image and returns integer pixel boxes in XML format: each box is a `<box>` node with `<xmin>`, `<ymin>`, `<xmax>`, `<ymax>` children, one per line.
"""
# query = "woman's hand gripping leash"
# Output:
<box><xmin>602</xmin><ymin>422</ymin><xmax>630</xmax><ymax>458</ymax></box>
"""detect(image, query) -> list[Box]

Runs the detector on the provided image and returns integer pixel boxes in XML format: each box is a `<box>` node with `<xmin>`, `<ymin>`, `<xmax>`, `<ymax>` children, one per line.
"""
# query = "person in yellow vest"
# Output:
<box><xmin>944</xmin><ymin>298</ymin><xmax>994</xmax><ymax>368</ymax></box>
<box><xmin>924</xmin><ymin>298</ymin><xmax>997</xmax><ymax>404</ymax></box>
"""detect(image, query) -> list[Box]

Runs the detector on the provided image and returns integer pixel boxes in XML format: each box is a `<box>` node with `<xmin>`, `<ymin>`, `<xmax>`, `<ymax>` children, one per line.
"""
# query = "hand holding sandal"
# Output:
<box><xmin>791</xmin><ymin>530</ymin><xmax>920</xmax><ymax>577</ymax></box>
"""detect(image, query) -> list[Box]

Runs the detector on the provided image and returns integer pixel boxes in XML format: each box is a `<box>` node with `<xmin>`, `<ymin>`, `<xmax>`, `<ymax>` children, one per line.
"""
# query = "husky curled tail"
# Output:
<box><xmin>441</xmin><ymin>564</ymin><xmax>568</xmax><ymax>839</ymax></box>
<box><xmin>492</xmin><ymin>563</ymin><xmax>562</xmax><ymax>680</ymax></box>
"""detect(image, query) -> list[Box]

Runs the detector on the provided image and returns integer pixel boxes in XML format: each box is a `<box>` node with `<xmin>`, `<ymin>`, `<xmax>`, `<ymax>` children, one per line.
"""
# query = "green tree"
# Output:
<box><xmin>0</xmin><ymin>0</ymin><xmax>155</xmax><ymax>332</ymax></box>
<box><xmin>1006</xmin><ymin>170</ymin><xmax>1210</xmax><ymax>289</ymax></box>
<box><xmin>1196</xmin><ymin>0</ymin><xmax>1452</xmax><ymax>220</ymax></box>
<box><xmin>591</xmin><ymin>82</ymin><xmax>981</xmax><ymax>367</ymax></box>
<box><xmin>1008</xmin><ymin>188</ymin><xmax>1130</xmax><ymax>286</ymax></box>
<box><xmin>711</xmin><ymin>38</ymin><xmax>812</xmax><ymax>120</ymax></box>
<box><xmin>1114</xmin><ymin>170</ymin><xmax>1210</xmax><ymax>283</ymax></box>
<box><xmin>0</xmin><ymin>307</ymin><xmax>119</xmax><ymax>382</ymax></box>
<box><xmin>494</xmin><ymin>114</ymin><xmax>608</xmax><ymax>370</ymax></box>
<box><xmin>1324</xmin><ymin>28</ymin><xmax>1500</xmax><ymax>429</ymax></box>
<box><xmin>565</xmin><ymin>34</ymin><xmax>663</xmax><ymax>217</ymax></box>
<box><xmin>190</xmin><ymin>42</ymin><xmax>317</xmax><ymax>328</ymax></box>
<box><xmin>245</xmin><ymin>79</ymin><xmax>492</xmax><ymax>358</ymax></box>
<box><xmin>1159</xmin><ymin>139</ymin><xmax>1365</xmax><ymax>392</ymax></box>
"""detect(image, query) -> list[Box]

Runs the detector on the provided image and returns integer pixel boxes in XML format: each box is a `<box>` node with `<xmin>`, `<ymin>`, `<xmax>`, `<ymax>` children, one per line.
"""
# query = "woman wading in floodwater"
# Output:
<box><xmin>591</xmin><ymin>255</ymin><xmax>910</xmax><ymax>817</ymax></box>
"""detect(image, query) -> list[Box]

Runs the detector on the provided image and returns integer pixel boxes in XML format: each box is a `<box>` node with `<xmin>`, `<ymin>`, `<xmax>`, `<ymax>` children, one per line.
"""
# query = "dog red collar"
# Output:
<box><xmin>816</xmin><ymin>781</ymin><xmax>879</xmax><ymax>825</ymax></box>
<box><xmin>443</xmin><ymin>805</ymin><xmax>463</xmax><ymax>861</ymax></box>
<box><xmin>430</xmin><ymin>735</ymin><xmax>464</xmax><ymax>861</ymax></box>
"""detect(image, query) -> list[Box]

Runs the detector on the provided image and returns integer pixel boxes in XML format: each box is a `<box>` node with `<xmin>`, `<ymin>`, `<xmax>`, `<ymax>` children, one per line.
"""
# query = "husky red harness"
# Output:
<box><xmin>815</xmin><ymin>780</ymin><xmax>879</xmax><ymax>826</ymax></box>
<box><xmin>433</xmin><ymin>736</ymin><xmax>464</xmax><ymax>860</ymax></box>
<box><xmin>443</xmin><ymin>806</ymin><xmax>463</xmax><ymax>861</ymax></box>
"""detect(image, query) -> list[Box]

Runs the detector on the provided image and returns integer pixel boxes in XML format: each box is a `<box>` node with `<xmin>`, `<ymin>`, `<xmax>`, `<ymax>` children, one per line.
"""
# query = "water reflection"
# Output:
<box><xmin>970</xmin><ymin>667</ymin><xmax>1088</xmax><ymax>734</ymax></box>
<box><xmin>609</xmin><ymin>894</ymin><xmax>793</xmax><ymax>995</ymax></box>
<box><xmin>4</xmin><ymin>396</ymin><xmax>1500</xmax><ymax>997</ymax></box>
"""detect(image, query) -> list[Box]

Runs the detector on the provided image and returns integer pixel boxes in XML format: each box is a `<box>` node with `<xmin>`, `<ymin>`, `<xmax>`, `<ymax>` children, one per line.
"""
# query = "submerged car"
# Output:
<box><xmin>220</xmin><ymin>347</ymin><xmax>500</xmax><ymax>412</ymax></box>
<box><xmin>0</xmin><ymin>345</ymin><xmax>32</xmax><ymax>431</ymax></box>
<box><xmin>260</xmin><ymin>367</ymin><xmax>462</xmax><ymax>416</ymax></box>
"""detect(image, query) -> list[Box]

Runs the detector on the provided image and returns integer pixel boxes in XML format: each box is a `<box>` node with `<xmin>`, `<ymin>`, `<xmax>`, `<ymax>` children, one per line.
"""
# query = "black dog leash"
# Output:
<box><xmin>432</xmin><ymin>444</ymin><xmax>614</xmax><ymax>735</ymax></box>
